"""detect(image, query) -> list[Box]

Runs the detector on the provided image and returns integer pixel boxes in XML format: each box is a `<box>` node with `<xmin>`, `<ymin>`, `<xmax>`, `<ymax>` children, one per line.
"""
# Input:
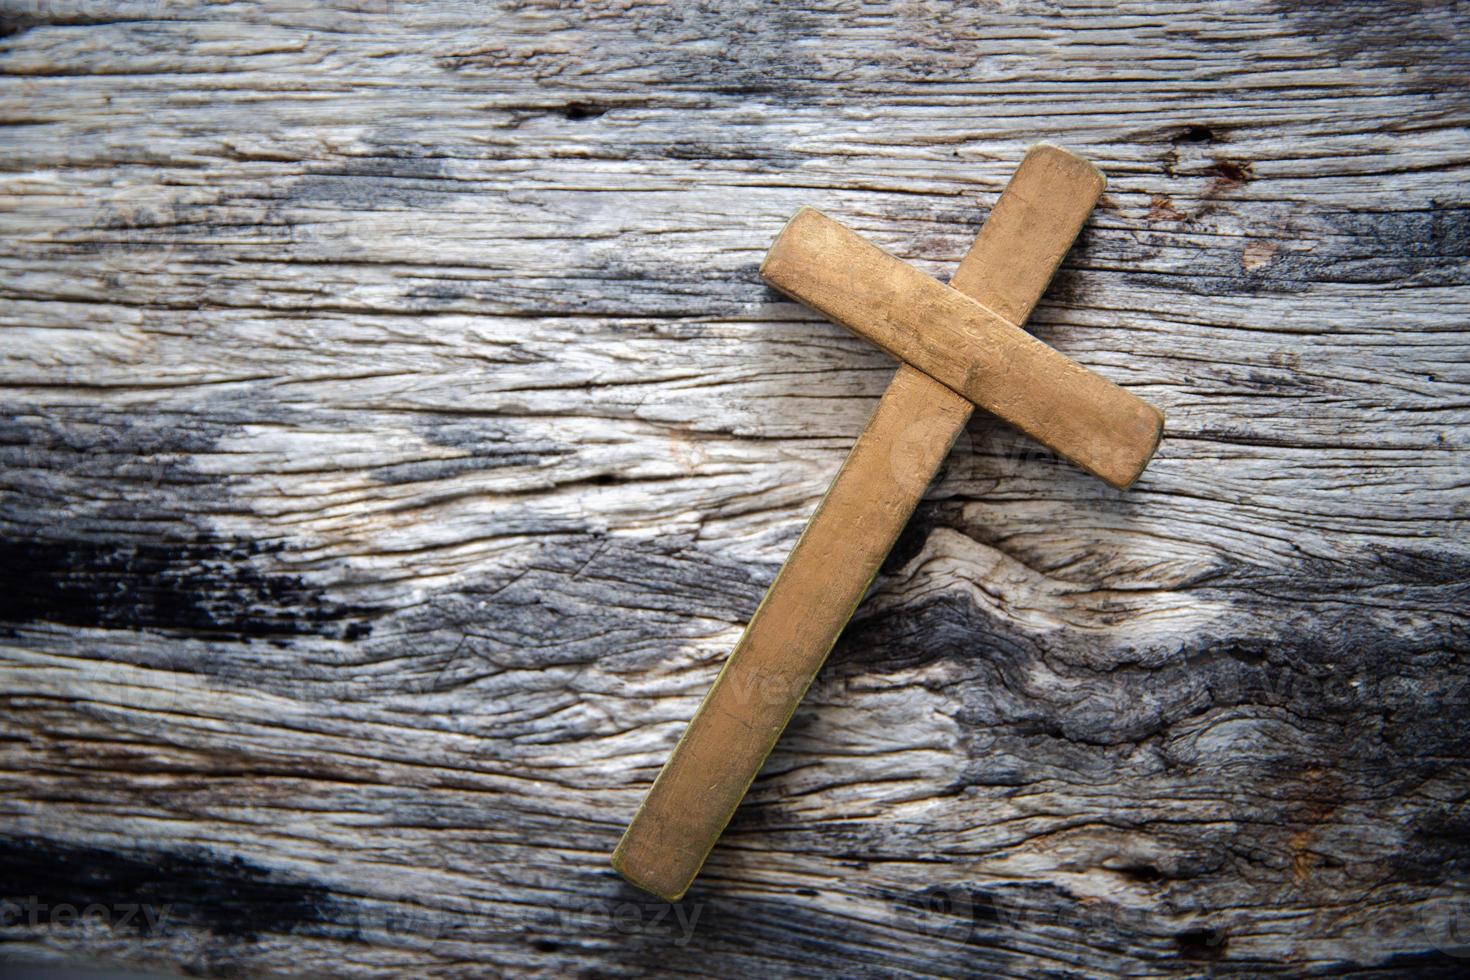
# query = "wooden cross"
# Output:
<box><xmin>612</xmin><ymin>145</ymin><xmax>1165</xmax><ymax>902</ymax></box>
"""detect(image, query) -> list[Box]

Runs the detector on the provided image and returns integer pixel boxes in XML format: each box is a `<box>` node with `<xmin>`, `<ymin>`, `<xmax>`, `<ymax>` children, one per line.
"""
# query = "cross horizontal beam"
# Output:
<box><xmin>762</xmin><ymin>208</ymin><xmax>1162</xmax><ymax>490</ymax></box>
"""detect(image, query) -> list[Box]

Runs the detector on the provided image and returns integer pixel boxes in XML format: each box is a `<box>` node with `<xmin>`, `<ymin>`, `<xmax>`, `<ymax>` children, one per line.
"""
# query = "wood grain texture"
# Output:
<box><xmin>1</xmin><ymin>1</ymin><xmax>1468</xmax><ymax>976</ymax></box>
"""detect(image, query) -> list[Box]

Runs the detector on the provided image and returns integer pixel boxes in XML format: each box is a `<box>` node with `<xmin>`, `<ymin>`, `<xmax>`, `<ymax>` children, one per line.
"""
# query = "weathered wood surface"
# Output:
<box><xmin>1</xmin><ymin>1</ymin><xmax>1467</xmax><ymax>975</ymax></box>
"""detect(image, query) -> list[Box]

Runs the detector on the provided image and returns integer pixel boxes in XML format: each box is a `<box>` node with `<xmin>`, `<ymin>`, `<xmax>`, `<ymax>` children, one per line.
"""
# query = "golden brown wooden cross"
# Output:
<box><xmin>613</xmin><ymin>145</ymin><xmax>1164</xmax><ymax>901</ymax></box>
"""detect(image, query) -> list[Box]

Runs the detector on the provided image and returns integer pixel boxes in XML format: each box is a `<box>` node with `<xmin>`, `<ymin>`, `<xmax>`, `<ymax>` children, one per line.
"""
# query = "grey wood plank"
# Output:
<box><xmin>1</xmin><ymin>1</ymin><xmax>1467</xmax><ymax>975</ymax></box>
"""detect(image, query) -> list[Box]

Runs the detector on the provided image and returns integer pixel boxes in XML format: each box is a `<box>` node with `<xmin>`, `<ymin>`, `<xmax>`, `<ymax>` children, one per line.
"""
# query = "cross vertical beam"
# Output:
<box><xmin>613</xmin><ymin>145</ymin><xmax>1159</xmax><ymax>901</ymax></box>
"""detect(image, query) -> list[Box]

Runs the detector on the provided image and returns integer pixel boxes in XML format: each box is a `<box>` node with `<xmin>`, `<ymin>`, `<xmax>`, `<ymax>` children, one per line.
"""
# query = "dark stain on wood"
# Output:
<box><xmin>0</xmin><ymin>835</ymin><xmax>339</xmax><ymax>942</ymax></box>
<box><xmin>1174</xmin><ymin>124</ymin><xmax>1219</xmax><ymax>144</ymax></box>
<box><xmin>1174</xmin><ymin>926</ymin><xmax>1229</xmax><ymax>959</ymax></box>
<box><xmin>561</xmin><ymin>101</ymin><xmax>610</xmax><ymax>121</ymax></box>
<box><xmin>834</xmin><ymin>536</ymin><xmax>1468</xmax><ymax>754</ymax></box>
<box><xmin>882</xmin><ymin>500</ymin><xmax>965</xmax><ymax>574</ymax></box>
<box><xmin>1206</xmin><ymin>157</ymin><xmax>1254</xmax><ymax>189</ymax></box>
<box><xmin>0</xmin><ymin>536</ymin><xmax>381</xmax><ymax>642</ymax></box>
<box><xmin>1359</xmin><ymin>950</ymin><xmax>1470</xmax><ymax>977</ymax></box>
<box><xmin>1281</xmin><ymin>0</ymin><xmax>1470</xmax><ymax>90</ymax></box>
<box><xmin>1131</xmin><ymin>205</ymin><xmax>1470</xmax><ymax>295</ymax></box>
